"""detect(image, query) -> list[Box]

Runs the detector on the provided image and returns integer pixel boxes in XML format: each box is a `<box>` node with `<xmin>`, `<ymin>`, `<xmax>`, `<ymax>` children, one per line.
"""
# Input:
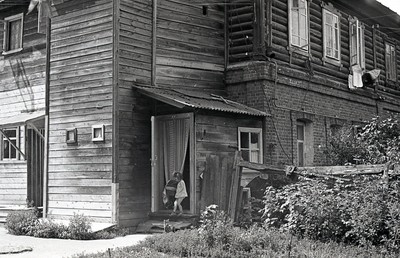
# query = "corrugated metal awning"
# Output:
<box><xmin>0</xmin><ymin>110</ymin><xmax>45</xmax><ymax>128</ymax></box>
<box><xmin>134</xmin><ymin>86</ymin><xmax>268</xmax><ymax>117</ymax></box>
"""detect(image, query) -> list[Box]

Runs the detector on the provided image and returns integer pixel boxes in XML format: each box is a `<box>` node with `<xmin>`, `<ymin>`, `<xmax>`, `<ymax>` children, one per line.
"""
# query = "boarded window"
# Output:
<box><xmin>323</xmin><ymin>9</ymin><xmax>340</xmax><ymax>60</ymax></box>
<box><xmin>3</xmin><ymin>13</ymin><xmax>24</xmax><ymax>54</ymax></box>
<box><xmin>349</xmin><ymin>19</ymin><xmax>365</xmax><ymax>69</ymax></box>
<box><xmin>289</xmin><ymin>0</ymin><xmax>309</xmax><ymax>50</ymax></box>
<box><xmin>238</xmin><ymin>128</ymin><xmax>263</xmax><ymax>163</ymax></box>
<box><xmin>1</xmin><ymin>128</ymin><xmax>19</xmax><ymax>160</ymax></box>
<box><xmin>385</xmin><ymin>43</ymin><xmax>397</xmax><ymax>81</ymax></box>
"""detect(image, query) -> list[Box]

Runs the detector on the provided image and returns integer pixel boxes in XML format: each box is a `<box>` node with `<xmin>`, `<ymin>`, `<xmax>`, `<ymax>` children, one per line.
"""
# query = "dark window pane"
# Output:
<box><xmin>8</xmin><ymin>19</ymin><xmax>22</xmax><ymax>50</ymax></box>
<box><xmin>242</xmin><ymin>150</ymin><xmax>250</xmax><ymax>161</ymax></box>
<box><xmin>240</xmin><ymin>132</ymin><xmax>249</xmax><ymax>148</ymax></box>
<box><xmin>297</xmin><ymin>125</ymin><xmax>304</xmax><ymax>141</ymax></box>
<box><xmin>10</xmin><ymin>140</ymin><xmax>17</xmax><ymax>158</ymax></box>
<box><xmin>251</xmin><ymin>133</ymin><xmax>259</xmax><ymax>144</ymax></box>
<box><xmin>3</xmin><ymin>141</ymin><xmax>10</xmax><ymax>159</ymax></box>
<box><xmin>298</xmin><ymin>142</ymin><xmax>304</xmax><ymax>166</ymax></box>
<box><xmin>4</xmin><ymin>129</ymin><xmax>16</xmax><ymax>138</ymax></box>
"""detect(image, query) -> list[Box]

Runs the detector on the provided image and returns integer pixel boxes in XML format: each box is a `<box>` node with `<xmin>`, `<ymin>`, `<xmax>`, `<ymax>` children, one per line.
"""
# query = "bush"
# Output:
<box><xmin>263</xmin><ymin>176</ymin><xmax>400</xmax><ymax>253</ymax></box>
<box><xmin>6</xmin><ymin>211</ymin><xmax>104</xmax><ymax>240</ymax></box>
<box><xmin>5</xmin><ymin>208</ymin><xmax>39</xmax><ymax>236</ymax></box>
<box><xmin>33</xmin><ymin>219</ymin><xmax>68</xmax><ymax>239</ymax></box>
<box><xmin>68</xmin><ymin>213</ymin><xmax>94</xmax><ymax>240</ymax></box>
<box><xmin>198</xmin><ymin>205</ymin><xmax>234</xmax><ymax>249</ymax></box>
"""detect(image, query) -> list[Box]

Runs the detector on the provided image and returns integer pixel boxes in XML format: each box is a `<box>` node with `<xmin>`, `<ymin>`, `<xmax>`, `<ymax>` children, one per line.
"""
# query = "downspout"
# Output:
<box><xmin>112</xmin><ymin>0</ymin><xmax>121</xmax><ymax>225</ymax></box>
<box><xmin>43</xmin><ymin>16</ymin><xmax>51</xmax><ymax>218</ymax></box>
<box><xmin>151</xmin><ymin>0</ymin><xmax>157</xmax><ymax>86</ymax></box>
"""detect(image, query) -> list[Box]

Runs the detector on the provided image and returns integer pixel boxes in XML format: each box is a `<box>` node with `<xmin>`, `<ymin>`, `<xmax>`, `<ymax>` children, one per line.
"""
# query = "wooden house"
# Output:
<box><xmin>1</xmin><ymin>0</ymin><xmax>400</xmax><ymax>228</ymax></box>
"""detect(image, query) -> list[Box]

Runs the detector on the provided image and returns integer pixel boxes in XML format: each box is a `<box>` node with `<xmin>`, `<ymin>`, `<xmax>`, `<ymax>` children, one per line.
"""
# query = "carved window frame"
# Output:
<box><xmin>322</xmin><ymin>3</ymin><xmax>342</xmax><ymax>66</ymax></box>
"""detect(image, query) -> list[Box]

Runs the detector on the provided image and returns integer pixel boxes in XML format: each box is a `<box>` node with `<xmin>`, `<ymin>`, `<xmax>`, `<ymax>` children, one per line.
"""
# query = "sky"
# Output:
<box><xmin>378</xmin><ymin>0</ymin><xmax>400</xmax><ymax>15</ymax></box>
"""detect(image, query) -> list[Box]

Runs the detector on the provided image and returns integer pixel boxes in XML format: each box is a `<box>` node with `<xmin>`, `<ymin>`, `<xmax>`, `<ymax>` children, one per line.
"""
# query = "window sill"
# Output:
<box><xmin>322</xmin><ymin>57</ymin><xmax>342</xmax><ymax>68</ymax></box>
<box><xmin>287</xmin><ymin>45</ymin><xmax>310</xmax><ymax>59</ymax></box>
<box><xmin>2</xmin><ymin>48</ymin><xmax>23</xmax><ymax>56</ymax></box>
<box><xmin>0</xmin><ymin>160</ymin><xmax>26</xmax><ymax>164</ymax></box>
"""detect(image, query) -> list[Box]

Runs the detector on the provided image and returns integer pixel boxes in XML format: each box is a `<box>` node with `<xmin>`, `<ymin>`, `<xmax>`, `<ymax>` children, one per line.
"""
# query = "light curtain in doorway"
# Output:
<box><xmin>160</xmin><ymin>118</ymin><xmax>190</xmax><ymax>181</ymax></box>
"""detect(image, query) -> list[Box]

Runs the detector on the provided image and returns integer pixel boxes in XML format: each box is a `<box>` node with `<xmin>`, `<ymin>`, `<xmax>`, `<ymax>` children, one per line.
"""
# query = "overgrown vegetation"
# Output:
<box><xmin>325</xmin><ymin>116</ymin><xmax>400</xmax><ymax>165</ymax></box>
<box><xmin>75</xmin><ymin>205</ymin><xmax>396</xmax><ymax>258</ymax></box>
<box><xmin>263</xmin><ymin>177</ymin><xmax>400</xmax><ymax>252</ymax></box>
<box><xmin>263</xmin><ymin>116</ymin><xmax>400</xmax><ymax>253</ymax></box>
<box><xmin>5</xmin><ymin>210</ymin><xmax>127</xmax><ymax>240</ymax></box>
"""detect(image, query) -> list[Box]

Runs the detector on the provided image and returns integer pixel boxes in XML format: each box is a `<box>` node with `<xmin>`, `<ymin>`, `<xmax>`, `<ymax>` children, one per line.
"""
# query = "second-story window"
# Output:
<box><xmin>3</xmin><ymin>13</ymin><xmax>24</xmax><ymax>54</ymax></box>
<box><xmin>385</xmin><ymin>42</ymin><xmax>397</xmax><ymax>82</ymax></box>
<box><xmin>289</xmin><ymin>0</ymin><xmax>309</xmax><ymax>51</ymax></box>
<box><xmin>323</xmin><ymin>9</ymin><xmax>340</xmax><ymax>61</ymax></box>
<box><xmin>349</xmin><ymin>18</ymin><xmax>365</xmax><ymax>69</ymax></box>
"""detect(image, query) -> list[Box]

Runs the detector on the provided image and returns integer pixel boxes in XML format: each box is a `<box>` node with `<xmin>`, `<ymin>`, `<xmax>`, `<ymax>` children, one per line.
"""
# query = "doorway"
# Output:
<box><xmin>27</xmin><ymin>128</ymin><xmax>45</xmax><ymax>208</ymax></box>
<box><xmin>151</xmin><ymin>113</ymin><xmax>195</xmax><ymax>213</ymax></box>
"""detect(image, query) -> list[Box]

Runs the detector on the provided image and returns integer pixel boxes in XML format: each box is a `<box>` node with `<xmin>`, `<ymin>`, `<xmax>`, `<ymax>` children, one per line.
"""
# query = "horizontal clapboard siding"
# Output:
<box><xmin>0</xmin><ymin>5</ymin><xmax>46</xmax><ymax>121</ymax></box>
<box><xmin>0</xmin><ymin>163</ymin><xmax>28</xmax><ymax>205</ymax></box>
<box><xmin>0</xmin><ymin>5</ymin><xmax>45</xmax><ymax>206</ymax></box>
<box><xmin>48</xmin><ymin>0</ymin><xmax>113</xmax><ymax>222</ymax></box>
<box><xmin>156</xmin><ymin>0</ymin><xmax>225</xmax><ymax>90</ymax></box>
<box><xmin>117</xmin><ymin>0</ymin><xmax>153</xmax><ymax>227</ymax></box>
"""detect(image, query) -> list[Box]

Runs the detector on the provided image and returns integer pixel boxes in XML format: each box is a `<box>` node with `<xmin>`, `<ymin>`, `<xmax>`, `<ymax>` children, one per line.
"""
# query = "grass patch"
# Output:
<box><xmin>74</xmin><ymin>227</ymin><xmax>395</xmax><ymax>258</ymax></box>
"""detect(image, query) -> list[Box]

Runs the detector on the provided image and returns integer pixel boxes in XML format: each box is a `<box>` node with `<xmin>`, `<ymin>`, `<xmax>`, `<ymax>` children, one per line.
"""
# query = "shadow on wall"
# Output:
<box><xmin>9</xmin><ymin>58</ymin><xmax>35</xmax><ymax>112</ymax></box>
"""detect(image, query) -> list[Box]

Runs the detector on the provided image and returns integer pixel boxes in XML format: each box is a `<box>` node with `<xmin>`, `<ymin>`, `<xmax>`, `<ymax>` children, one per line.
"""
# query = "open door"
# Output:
<box><xmin>151</xmin><ymin>113</ymin><xmax>195</xmax><ymax>213</ymax></box>
<box><xmin>27</xmin><ymin>126</ymin><xmax>45</xmax><ymax>208</ymax></box>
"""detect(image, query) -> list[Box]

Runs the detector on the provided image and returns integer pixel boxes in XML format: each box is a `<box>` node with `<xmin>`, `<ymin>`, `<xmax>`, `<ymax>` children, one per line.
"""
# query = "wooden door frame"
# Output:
<box><xmin>151</xmin><ymin>112</ymin><xmax>196</xmax><ymax>213</ymax></box>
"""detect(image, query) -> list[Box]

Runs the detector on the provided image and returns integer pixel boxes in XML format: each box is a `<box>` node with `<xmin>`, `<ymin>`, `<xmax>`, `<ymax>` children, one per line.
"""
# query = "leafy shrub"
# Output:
<box><xmin>263</xmin><ymin>176</ymin><xmax>400</xmax><ymax>253</ymax></box>
<box><xmin>198</xmin><ymin>204</ymin><xmax>234</xmax><ymax>249</ymax></box>
<box><xmin>324</xmin><ymin>125</ymin><xmax>367</xmax><ymax>165</ymax></box>
<box><xmin>68</xmin><ymin>213</ymin><xmax>94</xmax><ymax>240</ymax></box>
<box><xmin>33</xmin><ymin>219</ymin><xmax>68</xmax><ymax>239</ymax></box>
<box><xmin>6</xmin><ymin>211</ymin><xmax>108</xmax><ymax>240</ymax></box>
<box><xmin>5</xmin><ymin>208</ymin><xmax>39</xmax><ymax>236</ymax></box>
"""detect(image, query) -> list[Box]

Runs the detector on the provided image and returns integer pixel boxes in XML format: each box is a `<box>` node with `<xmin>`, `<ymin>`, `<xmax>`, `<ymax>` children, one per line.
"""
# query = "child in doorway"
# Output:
<box><xmin>171</xmin><ymin>172</ymin><xmax>188</xmax><ymax>216</ymax></box>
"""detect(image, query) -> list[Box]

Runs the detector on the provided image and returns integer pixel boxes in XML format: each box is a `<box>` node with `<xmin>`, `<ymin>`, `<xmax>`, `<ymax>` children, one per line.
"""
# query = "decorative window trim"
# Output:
<box><xmin>92</xmin><ymin>125</ymin><xmax>105</xmax><ymax>142</ymax></box>
<box><xmin>288</xmin><ymin>0</ymin><xmax>310</xmax><ymax>54</ymax></box>
<box><xmin>2</xmin><ymin>13</ymin><xmax>24</xmax><ymax>55</ymax></box>
<box><xmin>66</xmin><ymin>128</ymin><xmax>77</xmax><ymax>144</ymax></box>
<box><xmin>322</xmin><ymin>5</ymin><xmax>342</xmax><ymax>66</ymax></box>
<box><xmin>349</xmin><ymin>17</ymin><xmax>365</xmax><ymax>70</ymax></box>
<box><xmin>0</xmin><ymin>127</ymin><xmax>21</xmax><ymax>161</ymax></box>
<box><xmin>385</xmin><ymin>42</ymin><xmax>397</xmax><ymax>82</ymax></box>
<box><xmin>238</xmin><ymin>127</ymin><xmax>263</xmax><ymax>164</ymax></box>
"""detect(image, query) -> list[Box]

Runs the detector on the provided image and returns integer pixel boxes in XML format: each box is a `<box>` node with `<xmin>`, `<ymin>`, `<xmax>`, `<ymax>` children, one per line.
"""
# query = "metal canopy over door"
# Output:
<box><xmin>151</xmin><ymin>113</ymin><xmax>195</xmax><ymax>213</ymax></box>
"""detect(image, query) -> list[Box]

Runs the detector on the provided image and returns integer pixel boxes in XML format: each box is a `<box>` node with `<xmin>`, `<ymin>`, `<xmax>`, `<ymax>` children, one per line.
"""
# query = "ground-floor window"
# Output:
<box><xmin>238</xmin><ymin>127</ymin><xmax>263</xmax><ymax>163</ymax></box>
<box><xmin>296</xmin><ymin>120</ymin><xmax>313</xmax><ymax>166</ymax></box>
<box><xmin>1</xmin><ymin>127</ymin><xmax>20</xmax><ymax>160</ymax></box>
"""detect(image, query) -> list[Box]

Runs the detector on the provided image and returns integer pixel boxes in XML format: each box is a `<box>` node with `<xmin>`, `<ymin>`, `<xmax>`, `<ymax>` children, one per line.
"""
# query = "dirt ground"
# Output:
<box><xmin>0</xmin><ymin>225</ymin><xmax>149</xmax><ymax>258</ymax></box>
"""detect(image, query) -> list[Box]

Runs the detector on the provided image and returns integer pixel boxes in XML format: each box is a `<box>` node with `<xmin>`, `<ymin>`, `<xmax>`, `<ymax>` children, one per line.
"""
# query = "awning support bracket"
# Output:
<box><xmin>26</xmin><ymin>122</ymin><xmax>45</xmax><ymax>141</ymax></box>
